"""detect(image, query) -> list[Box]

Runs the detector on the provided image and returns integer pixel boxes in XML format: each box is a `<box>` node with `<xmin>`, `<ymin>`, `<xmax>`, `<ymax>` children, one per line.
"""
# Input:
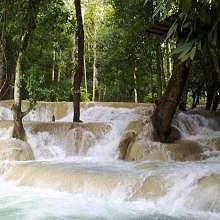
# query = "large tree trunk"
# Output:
<box><xmin>210</xmin><ymin>48</ymin><xmax>220</xmax><ymax>111</ymax></box>
<box><xmin>179</xmin><ymin>79</ymin><xmax>189</xmax><ymax>111</ymax></box>
<box><xmin>206</xmin><ymin>84</ymin><xmax>215</xmax><ymax>110</ymax></box>
<box><xmin>73</xmin><ymin>0</ymin><xmax>84</xmax><ymax>122</ymax></box>
<box><xmin>152</xmin><ymin>59</ymin><xmax>190</xmax><ymax>142</ymax></box>
<box><xmin>12</xmin><ymin>53</ymin><xmax>26</xmax><ymax>140</ymax></box>
<box><xmin>213</xmin><ymin>91</ymin><xmax>219</xmax><ymax>111</ymax></box>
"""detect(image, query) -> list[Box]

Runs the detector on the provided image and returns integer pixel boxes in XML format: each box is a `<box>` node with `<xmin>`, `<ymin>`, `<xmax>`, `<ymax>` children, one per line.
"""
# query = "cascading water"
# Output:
<box><xmin>0</xmin><ymin>101</ymin><xmax>219</xmax><ymax>220</ymax></box>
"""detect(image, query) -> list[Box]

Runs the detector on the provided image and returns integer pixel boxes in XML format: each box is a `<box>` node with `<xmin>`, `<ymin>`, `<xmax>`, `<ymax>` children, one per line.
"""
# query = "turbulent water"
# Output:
<box><xmin>0</xmin><ymin>101</ymin><xmax>219</xmax><ymax>220</ymax></box>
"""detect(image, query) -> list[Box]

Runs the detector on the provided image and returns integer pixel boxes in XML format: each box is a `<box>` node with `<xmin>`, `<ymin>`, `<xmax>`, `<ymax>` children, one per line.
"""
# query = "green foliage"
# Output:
<box><xmin>96</xmin><ymin>0</ymin><xmax>164</xmax><ymax>102</ymax></box>
<box><xmin>2</xmin><ymin>0</ymin><xmax>218</xmax><ymax>106</ymax></box>
<box><xmin>80</xmin><ymin>87</ymin><xmax>91</xmax><ymax>102</ymax></box>
<box><xmin>152</xmin><ymin>0</ymin><xmax>220</xmax><ymax>61</ymax></box>
<box><xmin>19</xmin><ymin>0</ymin><xmax>74</xmax><ymax>102</ymax></box>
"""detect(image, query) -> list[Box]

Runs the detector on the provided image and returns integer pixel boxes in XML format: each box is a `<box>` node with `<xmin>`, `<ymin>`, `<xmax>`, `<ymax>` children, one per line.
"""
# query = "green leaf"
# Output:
<box><xmin>188</xmin><ymin>45</ymin><xmax>196</xmax><ymax>60</ymax></box>
<box><xmin>178</xmin><ymin>43</ymin><xmax>197</xmax><ymax>61</ymax></box>
<box><xmin>173</xmin><ymin>41</ymin><xmax>193</xmax><ymax>55</ymax></box>
<box><xmin>153</xmin><ymin>0</ymin><xmax>167</xmax><ymax>18</ymax></box>
<box><xmin>165</xmin><ymin>19</ymin><xmax>178</xmax><ymax>41</ymax></box>
<box><xmin>209</xmin><ymin>14</ymin><xmax>220</xmax><ymax>46</ymax></box>
<box><xmin>182</xmin><ymin>0</ymin><xmax>192</xmax><ymax>15</ymax></box>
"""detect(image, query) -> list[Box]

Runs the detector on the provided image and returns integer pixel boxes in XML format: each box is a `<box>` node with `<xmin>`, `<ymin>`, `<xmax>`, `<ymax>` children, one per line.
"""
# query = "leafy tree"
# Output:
<box><xmin>22</xmin><ymin>0</ymin><xmax>74</xmax><ymax>102</ymax></box>
<box><xmin>151</xmin><ymin>0</ymin><xmax>220</xmax><ymax>142</ymax></box>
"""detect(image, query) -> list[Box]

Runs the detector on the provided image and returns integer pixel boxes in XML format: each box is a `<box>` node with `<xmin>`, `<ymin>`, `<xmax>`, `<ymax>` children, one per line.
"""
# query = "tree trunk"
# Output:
<box><xmin>179</xmin><ymin>79</ymin><xmax>188</xmax><ymax>111</ymax></box>
<box><xmin>210</xmin><ymin>48</ymin><xmax>220</xmax><ymax>111</ymax></box>
<box><xmin>84</xmin><ymin>54</ymin><xmax>88</xmax><ymax>96</ymax></box>
<box><xmin>192</xmin><ymin>92</ymin><xmax>196</xmax><ymax>109</ymax></box>
<box><xmin>152</xmin><ymin>59</ymin><xmax>190</xmax><ymax>142</ymax></box>
<box><xmin>212</xmin><ymin>91</ymin><xmax>219</xmax><ymax>111</ymax></box>
<box><xmin>0</xmin><ymin>41</ymin><xmax>5</xmax><ymax>99</ymax></box>
<box><xmin>161</xmin><ymin>56</ymin><xmax>167</xmax><ymax>90</ymax></box>
<box><xmin>12</xmin><ymin>0</ymin><xmax>42</xmax><ymax>140</ymax></box>
<box><xmin>81</xmin><ymin>6</ymin><xmax>88</xmax><ymax>98</ymax></box>
<box><xmin>12</xmin><ymin>53</ymin><xmax>26</xmax><ymax>141</ymax></box>
<box><xmin>73</xmin><ymin>0</ymin><xmax>84</xmax><ymax>122</ymax></box>
<box><xmin>166</xmin><ymin>41</ymin><xmax>172</xmax><ymax>81</ymax></box>
<box><xmin>58</xmin><ymin>50</ymin><xmax>61</xmax><ymax>82</ymax></box>
<box><xmin>149</xmin><ymin>63</ymin><xmax>155</xmax><ymax>100</ymax></box>
<box><xmin>92</xmin><ymin>28</ymin><xmax>97</xmax><ymax>102</ymax></box>
<box><xmin>52</xmin><ymin>47</ymin><xmax>56</xmax><ymax>82</ymax></box>
<box><xmin>206</xmin><ymin>84</ymin><xmax>214</xmax><ymax>110</ymax></box>
<box><xmin>133</xmin><ymin>67</ymin><xmax>138</xmax><ymax>103</ymax></box>
<box><xmin>156</xmin><ymin>43</ymin><xmax>163</xmax><ymax>97</ymax></box>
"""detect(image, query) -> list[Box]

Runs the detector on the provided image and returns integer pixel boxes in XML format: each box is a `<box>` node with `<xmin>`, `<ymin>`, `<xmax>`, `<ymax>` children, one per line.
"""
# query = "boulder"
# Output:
<box><xmin>124</xmin><ymin>139</ymin><xmax>204</xmax><ymax>162</ymax></box>
<box><xmin>125</xmin><ymin>140</ymin><xmax>168</xmax><ymax>161</ymax></box>
<box><xmin>162</xmin><ymin>140</ymin><xmax>203</xmax><ymax>161</ymax></box>
<box><xmin>118</xmin><ymin>130</ymin><xmax>137</xmax><ymax>159</ymax></box>
<box><xmin>125</xmin><ymin>140</ymin><xmax>147</xmax><ymax>161</ymax></box>
<box><xmin>0</xmin><ymin>139</ymin><xmax>34</xmax><ymax>161</ymax></box>
<box><xmin>186</xmin><ymin>175</ymin><xmax>220</xmax><ymax>212</ymax></box>
<box><xmin>125</xmin><ymin>120</ymin><xmax>145</xmax><ymax>134</ymax></box>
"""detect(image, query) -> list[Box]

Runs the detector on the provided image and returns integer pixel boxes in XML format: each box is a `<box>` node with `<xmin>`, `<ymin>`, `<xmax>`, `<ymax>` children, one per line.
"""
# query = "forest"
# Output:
<box><xmin>0</xmin><ymin>1</ymin><xmax>220</xmax><ymax>219</ymax></box>
<box><xmin>0</xmin><ymin>0</ymin><xmax>220</xmax><ymax>141</ymax></box>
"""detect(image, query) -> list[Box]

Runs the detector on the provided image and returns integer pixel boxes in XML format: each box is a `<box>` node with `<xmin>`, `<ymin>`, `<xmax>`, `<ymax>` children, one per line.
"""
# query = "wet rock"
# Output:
<box><xmin>125</xmin><ymin>120</ymin><xmax>145</xmax><ymax>134</ymax></box>
<box><xmin>0</xmin><ymin>139</ymin><xmax>34</xmax><ymax>161</ymax></box>
<box><xmin>125</xmin><ymin>140</ymin><xmax>148</xmax><ymax>161</ymax></box>
<box><xmin>186</xmin><ymin>175</ymin><xmax>220</xmax><ymax>212</ymax></box>
<box><xmin>118</xmin><ymin>130</ymin><xmax>137</xmax><ymax>160</ymax></box>
<box><xmin>188</xmin><ymin>109</ymin><xmax>220</xmax><ymax>119</ymax></box>
<box><xmin>124</xmin><ymin>139</ymin><xmax>204</xmax><ymax>162</ymax></box>
<box><xmin>162</xmin><ymin>140</ymin><xmax>203</xmax><ymax>161</ymax></box>
<box><xmin>203</xmin><ymin>137</ymin><xmax>220</xmax><ymax>150</ymax></box>
<box><xmin>125</xmin><ymin>140</ymin><xmax>168</xmax><ymax>161</ymax></box>
<box><xmin>132</xmin><ymin>175</ymin><xmax>166</xmax><ymax>199</ymax></box>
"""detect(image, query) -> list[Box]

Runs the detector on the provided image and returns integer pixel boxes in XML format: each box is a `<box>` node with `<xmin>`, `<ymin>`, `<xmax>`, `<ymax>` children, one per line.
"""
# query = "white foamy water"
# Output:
<box><xmin>81</xmin><ymin>106</ymin><xmax>139</xmax><ymax>159</ymax></box>
<box><xmin>173</xmin><ymin>111</ymin><xmax>220</xmax><ymax>137</ymax></box>
<box><xmin>0</xmin><ymin>106</ymin><xmax>13</xmax><ymax>120</ymax></box>
<box><xmin>0</xmin><ymin>103</ymin><xmax>219</xmax><ymax>220</ymax></box>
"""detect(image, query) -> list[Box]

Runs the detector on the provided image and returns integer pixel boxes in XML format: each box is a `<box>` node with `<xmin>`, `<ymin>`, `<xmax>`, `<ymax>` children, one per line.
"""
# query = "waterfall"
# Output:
<box><xmin>173</xmin><ymin>111</ymin><xmax>220</xmax><ymax>137</ymax></box>
<box><xmin>0</xmin><ymin>101</ymin><xmax>219</xmax><ymax>220</ymax></box>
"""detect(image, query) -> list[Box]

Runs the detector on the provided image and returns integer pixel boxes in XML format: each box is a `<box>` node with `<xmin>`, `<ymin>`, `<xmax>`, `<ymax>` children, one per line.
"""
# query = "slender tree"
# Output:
<box><xmin>92</xmin><ymin>26</ymin><xmax>97</xmax><ymax>102</ymax></box>
<box><xmin>12</xmin><ymin>0</ymin><xmax>42</xmax><ymax>140</ymax></box>
<box><xmin>73</xmin><ymin>0</ymin><xmax>84</xmax><ymax>122</ymax></box>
